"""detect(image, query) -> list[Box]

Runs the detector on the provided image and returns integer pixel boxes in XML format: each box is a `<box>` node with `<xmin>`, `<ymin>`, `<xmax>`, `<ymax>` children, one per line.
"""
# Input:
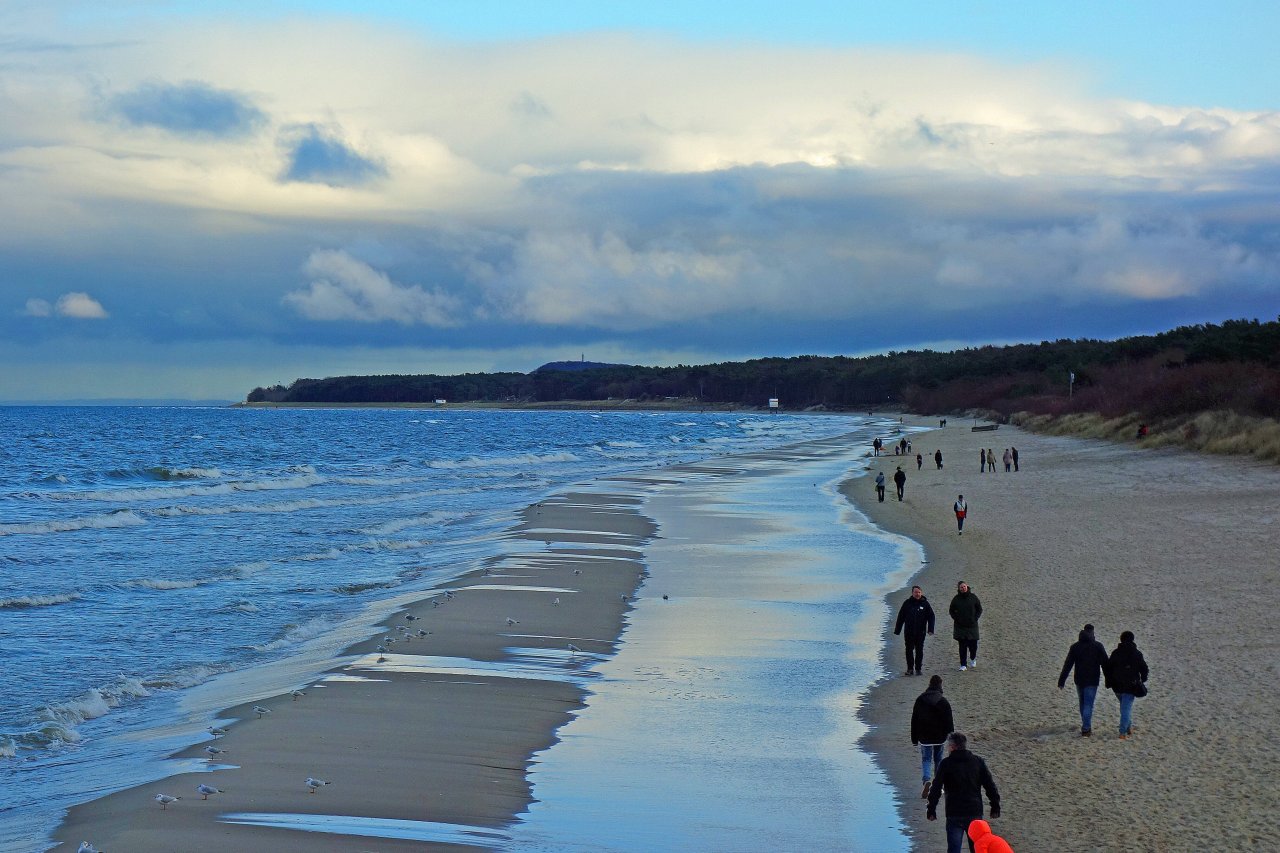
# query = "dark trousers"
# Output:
<box><xmin>957</xmin><ymin>639</ymin><xmax>977</xmax><ymax>665</ymax></box>
<box><xmin>876</xmin><ymin>485</ymin><xmax>885</xmax><ymax>502</ymax></box>
<box><xmin>904</xmin><ymin>634</ymin><xmax>924</xmax><ymax>673</ymax></box>
<box><xmin>946</xmin><ymin>814</ymin><xmax>979</xmax><ymax>853</ymax></box>
<box><xmin>896</xmin><ymin>484</ymin><xmax>904</xmax><ymax>500</ymax></box>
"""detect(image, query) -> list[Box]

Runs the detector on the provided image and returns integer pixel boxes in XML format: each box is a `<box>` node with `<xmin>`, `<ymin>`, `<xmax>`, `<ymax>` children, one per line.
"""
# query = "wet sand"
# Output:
<box><xmin>852</xmin><ymin>419</ymin><xmax>1280</xmax><ymax>851</ymax></box>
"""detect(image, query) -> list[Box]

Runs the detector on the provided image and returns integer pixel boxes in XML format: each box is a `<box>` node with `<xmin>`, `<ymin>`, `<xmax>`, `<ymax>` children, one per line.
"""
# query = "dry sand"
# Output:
<box><xmin>853</xmin><ymin>419</ymin><xmax>1280</xmax><ymax>852</ymax></box>
<box><xmin>53</xmin><ymin>490</ymin><xmax>655</xmax><ymax>852</ymax></box>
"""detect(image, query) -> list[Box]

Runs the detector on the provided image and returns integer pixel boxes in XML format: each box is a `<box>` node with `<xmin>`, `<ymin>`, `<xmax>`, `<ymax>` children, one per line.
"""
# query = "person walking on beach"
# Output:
<box><xmin>875</xmin><ymin>471</ymin><xmax>886</xmax><ymax>503</ymax></box>
<box><xmin>979</xmin><ymin>449</ymin><xmax>987</xmax><ymax>473</ymax></box>
<box><xmin>874</xmin><ymin>437</ymin><xmax>883</xmax><ymax>456</ymax></box>
<box><xmin>968</xmin><ymin>819</ymin><xmax>1015</xmax><ymax>853</ymax></box>
<box><xmin>895</xmin><ymin>585</ymin><xmax>935</xmax><ymax>675</ymax></box>
<box><xmin>1057</xmin><ymin>624</ymin><xmax>1109</xmax><ymax>736</ymax></box>
<box><xmin>987</xmin><ymin>449</ymin><xmax>996</xmax><ymax>474</ymax></box>
<box><xmin>917</xmin><ymin>451</ymin><xmax>923</xmax><ymax>471</ymax></box>
<box><xmin>935</xmin><ymin>449</ymin><xmax>944</xmax><ymax>469</ymax></box>
<box><xmin>911</xmin><ymin>674</ymin><xmax>954</xmax><ymax>799</ymax></box>
<box><xmin>950</xmin><ymin>582</ymin><xmax>982</xmax><ymax>670</ymax></box>
<box><xmin>954</xmin><ymin>495</ymin><xmax>967</xmax><ymax>535</ymax></box>
<box><xmin>1002</xmin><ymin>449</ymin><xmax>1012</xmax><ymax>472</ymax></box>
<box><xmin>893</xmin><ymin>466</ymin><xmax>907</xmax><ymax>501</ymax></box>
<box><xmin>1106</xmin><ymin>630</ymin><xmax>1149</xmax><ymax>739</ymax></box>
<box><xmin>1010</xmin><ymin>447</ymin><xmax>1019</xmax><ymax>472</ymax></box>
<box><xmin>927</xmin><ymin>732</ymin><xmax>1001</xmax><ymax>853</ymax></box>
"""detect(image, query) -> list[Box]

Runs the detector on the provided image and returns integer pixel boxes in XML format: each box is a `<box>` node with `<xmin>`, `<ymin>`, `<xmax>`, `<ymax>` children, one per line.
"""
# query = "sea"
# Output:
<box><xmin>0</xmin><ymin>406</ymin><xmax>914</xmax><ymax>851</ymax></box>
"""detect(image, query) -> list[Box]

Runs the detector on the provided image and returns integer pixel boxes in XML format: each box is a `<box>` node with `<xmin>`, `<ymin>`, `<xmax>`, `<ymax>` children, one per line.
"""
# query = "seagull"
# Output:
<box><xmin>384</xmin><ymin>637</ymin><xmax>396</xmax><ymax>645</ymax></box>
<box><xmin>573</xmin><ymin>569</ymin><xmax>582</xmax><ymax>575</ymax></box>
<box><xmin>196</xmin><ymin>784</ymin><xmax>223</xmax><ymax>800</ymax></box>
<box><xmin>253</xmin><ymin>705</ymin><xmax>271</xmax><ymax>718</ymax></box>
<box><xmin>416</xmin><ymin>629</ymin><xmax>430</xmax><ymax>637</ymax></box>
<box><xmin>553</xmin><ymin>597</ymin><xmax>560</xmax><ymax>605</ymax></box>
<box><xmin>506</xmin><ymin>617</ymin><xmax>519</xmax><ymax>626</ymax></box>
<box><xmin>154</xmin><ymin>793</ymin><xmax>181</xmax><ymax>809</ymax></box>
<box><xmin>204</xmin><ymin>746</ymin><xmax>228</xmax><ymax>758</ymax></box>
<box><xmin>291</xmin><ymin>690</ymin><xmax>306</xmax><ymax>701</ymax></box>
<box><xmin>77</xmin><ymin>843</ymin><xmax>102</xmax><ymax>853</ymax></box>
<box><xmin>396</xmin><ymin>626</ymin><xmax>408</xmax><ymax>633</ymax></box>
<box><xmin>405</xmin><ymin>614</ymin><xmax>419</xmax><ymax>622</ymax></box>
<box><xmin>444</xmin><ymin>590</ymin><xmax>455</xmax><ymax>600</ymax></box>
<box><xmin>305</xmin><ymin>777</ymin><xmax>330</xmax><ymax>793</ymax></box>
<box><xmin>567</xmin><ymin>643</ymin><xmax>581</xmax><ymax>655</ymax></box>
<box><xmin>620</xmin><ymin>594</ymin><xmax>628</xmax><ymax>602</ymax></box>
<box><xmin>208</xmin><ymin>726</ymin><xmax>228</xmax><ymax>737</ymax></box>
<box><xmin>432</xmin><ymin>600</ymin><xmax>441</xmax><ymax>608</ymax></box>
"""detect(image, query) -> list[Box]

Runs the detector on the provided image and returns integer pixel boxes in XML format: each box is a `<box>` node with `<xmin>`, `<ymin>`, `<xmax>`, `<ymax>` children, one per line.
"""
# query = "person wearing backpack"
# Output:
<box><xmin>1106</xmin><ymin>630</ymin><xmax>1149</xmax><ymax>739</ymax></box>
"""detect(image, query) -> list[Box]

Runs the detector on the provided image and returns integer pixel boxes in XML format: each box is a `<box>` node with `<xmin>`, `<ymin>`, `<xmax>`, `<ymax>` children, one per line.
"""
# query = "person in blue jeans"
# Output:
<box><xmin>927</xmin><ymin>732</ymin><xmax>1001</xmax><ymax>853</ymax></box>
<box><xmin>1057</xmin><ymin>624</ymin><xmax>1109</xmax><ymax>736</ymax></box>
<box><xmin>910</xmin><ymin>674</ymin><xmax>954</xmax><ymax>799</ymax></box>
<box><xmin>1106</xmin><ymin>630</ymin><xmax>1149</xmax><ymax>738</ymax></box>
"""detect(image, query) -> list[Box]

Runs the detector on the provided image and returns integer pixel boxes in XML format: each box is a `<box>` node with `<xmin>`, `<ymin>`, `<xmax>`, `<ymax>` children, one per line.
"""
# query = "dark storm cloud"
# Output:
<box><xmin>108</xmin><ymin>81</ymin><xmax>266</xmax><ymax>137</ymax></box>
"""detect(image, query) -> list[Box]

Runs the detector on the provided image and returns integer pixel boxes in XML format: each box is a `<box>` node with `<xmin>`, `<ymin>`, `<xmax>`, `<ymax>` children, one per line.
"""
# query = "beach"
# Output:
<box><xmin>853</xmin><ymin>420</ymin><xmax>1280</xmax><ymax>851</ymax></box>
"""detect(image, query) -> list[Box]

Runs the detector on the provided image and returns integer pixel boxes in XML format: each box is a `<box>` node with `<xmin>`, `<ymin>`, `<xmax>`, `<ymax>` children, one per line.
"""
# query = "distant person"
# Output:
<box><xmin>935</xmin><ymin>449</ymin><xmax>944</xmax><ymax>469</ymax></box>
<box><xmin>949</xmin><ymin>582</ymin><xmax>982</xmax><ymax>670</ymax></box>
<box><xmin>1010</xmin><ymin>447</ymin><xmax>1019</xmax><ymax>472</ymax></box>
<box><xmin>895</xmin><ymin>585</ymin><xmax>936</xmax><ymax>675</ymax></box>
<box><xmin>1002</xmin><ymin>449</ymin><xmax>1012</xmax><ymax>472</ymax></box>
<box><xmin>874</xmin><ymin>437</ymin><xmax>883</xmax><ymax>456</ymax></box>
<box><xmin>968</xmin><ymin>819</ymin><xmax>1015</xmax><ymax>853</ymax></box>
<box><xmin>987</xmin><ymin>449</ymin><xmax>996</xmax><ymax>474</ymax></box>
<box><xmin>927</xmin><ymin>732</ymin><xmax>1001</xmax><ymax>853</ymax></box>
<box><xmin>875</xmin><ymin>471</ymin><xmax>886</xmax><ymax>503</ymax></box>
<box><xmin>979</xmin><ymin>449</ymin><xmax>987</xmax><ymax>473</ymax></box>
<box><xmin>900</xmin><ymin>437</ymin><xmax>908</xmax><ymax>455</ymax></box>
<box><xmin>1106</xmin><ymin>630</ymin><xmax>1149</xmax><ymax>739</ymax></box>
<box><xmin>1057</xmin><ymin>624</ymin><xmax>1109</xmax><ymax>736</ymax></box>
<box><xmin>911</xmin><ymin>674</ymin><xmax>954</xmax><ymax>799</ymax></box>
<box><xmin>894</xmin><ymin>466</ymin><xmax>907</xmax><ymax>501</ymax></box>
<box><xmin>917</xmin><ymin>452</ymin><xmax>924</xmax><ymax>470</ymax></box>
<box><xmin>954</xmin><ymin>495</ymin><xmax>967</xmax><ymax>535</ymax></box>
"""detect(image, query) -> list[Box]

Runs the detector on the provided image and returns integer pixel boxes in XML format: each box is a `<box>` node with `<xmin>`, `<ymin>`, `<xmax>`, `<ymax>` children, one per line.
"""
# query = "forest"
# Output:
<box><xmin>246</xmin><ymin>318</ymin><xmax>1280</xmax><ymax>422</ymax></box>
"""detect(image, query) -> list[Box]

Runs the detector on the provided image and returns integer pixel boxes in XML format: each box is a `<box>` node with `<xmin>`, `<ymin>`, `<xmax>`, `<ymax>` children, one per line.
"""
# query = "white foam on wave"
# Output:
<box><xmin>605</xmin><ymin>440</ymin><xmax>645</xmax><ymax>448</ymax></box>
<box><xmin>48</xmin><ymin>472</ymin><xmax>326</xmax><ymax>503</ymax></box>
<box><xmin>0</xmin><ymin>592</ymin><xmax>81</xmax><ymax>609</ymax></box>
<box><xmin>125</xmin><ymin>577</ymin><xmax>205</xmax><ymax>590</ymax></box>
<box><xmin>39</xmin><ymin>676</ymin><xmax>151</xmax><ymax>732</ymax></box>
<box><xmin>250</xmin><ymin>616</ymin><xmax>344</xmax><ymax>653</ymax></box>
<box><xmin>427</xmin><ymin>451</ymin><xmax>581</xmax><ymax>469</ymax></box>
<box><xmin>150</xmin><ymin>488</ymin><xmax>443</xmax><ymax>518</ymax></box>
<box><xmin>0</xmin><ymin>510</ymin><xmax>146</xmax><ymax>536</ymax></box>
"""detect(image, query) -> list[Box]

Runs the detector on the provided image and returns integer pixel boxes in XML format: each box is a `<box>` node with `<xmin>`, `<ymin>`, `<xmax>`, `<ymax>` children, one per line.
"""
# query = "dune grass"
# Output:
<box><xmin>1010</xmin><ymin>409</ymin><xmax>1280</xmax><ymax>464</ymax></box>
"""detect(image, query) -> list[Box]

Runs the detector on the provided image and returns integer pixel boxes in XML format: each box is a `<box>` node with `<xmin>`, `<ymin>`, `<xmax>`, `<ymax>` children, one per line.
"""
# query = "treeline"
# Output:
<box><xmin>247</xmin><ymin>318</ymin><xmax>1280</xmax><ymax>420</ymax></box>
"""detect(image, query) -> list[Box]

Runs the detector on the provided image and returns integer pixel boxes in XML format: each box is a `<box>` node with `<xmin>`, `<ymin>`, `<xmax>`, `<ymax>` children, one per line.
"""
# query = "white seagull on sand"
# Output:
<box><xmin>506</xmin><ymin>617</ymin><xmax>519</xmax><ymax>626</ymax></box>
<box><xmin>291</xmin><ymin>690</ymin><xmax>306</xmax><ymax>700</ymax></box>
<box><xmin>154</xmin><ymin>793</ymin><xmax>181</xmax><ymax>809</ymax></box>
<box><xmin>77</xmin><ymin>843</ymin><xmax>102</xmax><ymax>853</ymax></box>
<box><xmin>208</xmin><ymin>726</ymin><xmax>228</xmax><ymax>737</ymax></box>
<box><xmin>305</xmin><ymin>777</ymin><xmax>330</xmax><ymax>793</ymax></box>
<box><xmin>568</xmin><ymin>643</ymin><xmax>581</xmax><ymax>655</ymax></box>
<box><xmin>203</xmin><ymin>745</ymin><xmax>228</xmax><ymax>758</ymax></box>
<box><xmin>196</xmin><ymin>784</ymin><xmax>223</xmax><ymax>800</ymax></box>
<box><xmin>253</xmin><ymin>705</ymin><xmax>272</xmax><ymax>718</ymax></box>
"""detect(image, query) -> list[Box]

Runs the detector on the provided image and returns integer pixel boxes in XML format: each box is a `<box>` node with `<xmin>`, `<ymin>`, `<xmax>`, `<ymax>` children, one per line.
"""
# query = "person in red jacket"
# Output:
<box><xmin>968</xmin><ymin>818</ymin><xmax>1014</xmax><ymax>852</ymax></box>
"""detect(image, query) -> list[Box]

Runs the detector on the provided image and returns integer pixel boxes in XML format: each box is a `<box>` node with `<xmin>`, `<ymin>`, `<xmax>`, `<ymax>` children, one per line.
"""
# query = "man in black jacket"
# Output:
<box><xmin>893</xmin><ymin>466</ymin><xmax>907</xmax><ymax>501</ymax></box>
<box><xmin>911</xmin><ymin>674</ymin><xmax>954</xmax><ymax>799</ymax></box>
<box><xmin>927</xmin><ymin>732</ymin><xmax>1001</xmax><ymax>853</ymax></box>
<box><xmin>1058</xmin><ymin>623</ymin><xmax>1109</xmax><ymax>736</ymax></box>
<box><xmin>894</xmin><ymin>585</ymin><xmax>935</xmax><ymax>675</ymax></box>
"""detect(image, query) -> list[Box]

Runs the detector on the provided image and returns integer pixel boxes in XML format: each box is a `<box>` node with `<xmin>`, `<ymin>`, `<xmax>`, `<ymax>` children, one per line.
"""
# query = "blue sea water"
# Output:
<box><xmin>0</xmin><ymin>405</ymin><xmax>874</xmax><ymax>850</ymax></box>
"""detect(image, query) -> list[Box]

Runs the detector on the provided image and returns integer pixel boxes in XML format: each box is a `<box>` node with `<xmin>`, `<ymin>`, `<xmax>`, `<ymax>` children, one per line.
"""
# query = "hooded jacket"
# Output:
<box><xmin>949</xmin><ymin>591</ymin><xmax>982</xmax><ymax>641</ymax></box>
<box><xmin>1058</xmin><ymin>629</ymin><xmax>1109</xmax><ymax>688</ymax></box>
<box><xmin>1106</xmin><ymin>639</ymin><xmax>1149</xmax><ymax>696</ymax></box>
<box><xmin>910</xmin><ymin>685</ymin><xmax>954</xmax><ymax>745</ymax></box>
<box><xmin>968</xmin><ymin>819</ymin><xmax>1014</xmax><ymax>853</ymax></box>
<box><xmin>927</xmin><ymin>747</ymin><xmax>1000</xmax><ymax>819</ymax></box>
<box><xmin>894</xmin><ymin>595</ymin><xmax>935</xmax><ymax>639</ymax></box>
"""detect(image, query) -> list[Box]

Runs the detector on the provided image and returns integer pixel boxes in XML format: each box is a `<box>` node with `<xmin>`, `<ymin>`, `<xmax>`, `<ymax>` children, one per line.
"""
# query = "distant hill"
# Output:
<box><xmin>535</xmin><ymin>360</ymin><xmax>631</xmax><ymax>373</ymax></box>
<box><xmin>245</xmin><ymin>318</ymin><xmax>1280</xmax><ymax>425</ymax></box>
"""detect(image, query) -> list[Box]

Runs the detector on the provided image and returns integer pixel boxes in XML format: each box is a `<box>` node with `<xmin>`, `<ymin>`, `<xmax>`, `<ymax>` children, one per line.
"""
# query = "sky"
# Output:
<box><xmin>2</xmin><ymin>1</ymin><xmax>1278</xmax><ymax>401</ymax></box>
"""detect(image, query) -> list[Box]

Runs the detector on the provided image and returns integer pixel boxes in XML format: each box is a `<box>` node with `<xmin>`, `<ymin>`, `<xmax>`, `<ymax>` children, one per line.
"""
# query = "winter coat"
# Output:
<box><xmin>910</xmin><ymin>686</ymin><xmax>954</xmax><ymax>745</ymax></box>
<box><xmin>949</xmin><ymin>591</ymin><xmax>982</xmax><ymax>641</ymax></box>
<box><xmin>927</xmin><ymin>747</ymin><xmax>1000</xmax><ymax>819</ymax></box>
<box><xmin>893</xmin><ymin>469</ymin><xmax>906</xmax><ymax>487</ymax></box>
<box><xmin>895</xmin><ymin>596</ymin><xmax>936</xmax><ymax>639</ymax></box>
<box><xmin>1058</xmin><ymin>630</ymin><xmax>1109</xmax><ymax>688</ymax></box>
<box><xmin>968</xmin><ymin>819</ymin><xmax>1015</xmax><ymax>853</ymax></box>
<box><xmin>1106</xmin><ymin>640</ymin><xmax>1149</xmax><ymax>696</ymax></box>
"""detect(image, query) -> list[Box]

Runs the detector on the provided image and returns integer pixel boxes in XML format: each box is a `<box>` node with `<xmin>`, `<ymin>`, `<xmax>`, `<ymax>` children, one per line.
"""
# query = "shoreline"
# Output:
<box><xmin>847</xmin><ymin>418</ymin><xmax>1280</xmax><ymax>850</ymax></box>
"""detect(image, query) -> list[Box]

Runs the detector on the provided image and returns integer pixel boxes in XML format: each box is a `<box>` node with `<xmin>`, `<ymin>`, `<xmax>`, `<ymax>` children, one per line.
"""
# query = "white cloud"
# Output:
<box><xmin>24</xmin><ymin>298</ymin><xmax>52</xmax><ymax>317</ymax></box>
<box><xmin>285</xmin><ymin>249</ymin><xmax>461</xmax><ymax>326</ymax></box>
<box><xmin>56</xmin><ymin>292</ymin><xmax>108</xmax><ymax>318</ymax></box>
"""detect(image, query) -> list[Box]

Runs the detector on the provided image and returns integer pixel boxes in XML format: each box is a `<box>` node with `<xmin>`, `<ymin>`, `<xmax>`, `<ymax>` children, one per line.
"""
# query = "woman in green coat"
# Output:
<box><xmin>949</xmin><ymin>581</ymin><xmax>982</xmax><ymax>671</ymax></box>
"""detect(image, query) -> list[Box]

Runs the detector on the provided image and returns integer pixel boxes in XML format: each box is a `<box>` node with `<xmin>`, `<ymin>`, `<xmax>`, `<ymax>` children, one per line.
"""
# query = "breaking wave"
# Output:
<box><xmin>427</xmin><ymin>451</ymin><xmax>581</xmax><ymax>469</ymax></box>
<box><xmin>0</xmin><ymin>592</ymin><xmax>81</xmax><ymax>609</ymax></box>
<box><xmin>0</xmin><ymin>509</ymin><xmax>146</xmax><ymax>536</ymax></box>
<box><xmin>250</xmin><ymin>616</ymin><xmax>343</xmax><ymax>653</ymax></box>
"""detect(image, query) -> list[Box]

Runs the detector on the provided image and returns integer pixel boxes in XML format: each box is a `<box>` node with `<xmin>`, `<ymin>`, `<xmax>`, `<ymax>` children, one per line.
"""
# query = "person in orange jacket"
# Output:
<box><xmin>968</xmin><ymin>818</ymin><xmax>1014</xmax><ymax>853</ymax></box>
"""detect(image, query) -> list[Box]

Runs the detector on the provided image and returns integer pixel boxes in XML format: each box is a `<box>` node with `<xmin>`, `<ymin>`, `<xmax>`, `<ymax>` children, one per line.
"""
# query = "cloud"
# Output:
<box><xmin>280</xmin><ymin>124</ymin><xmax>387</xmax><ymax>187</ymax></box>
<box><xmin>56</xmin><ymin>292</ymin><xmax>109</xmax><ymax>318</ymax></box>
<box><xmin>23</xmin><ymin>298</ymin><xmax>52</xmax><ymax>317</ymax></box>
<box><xmin>284</xmin><ymin>249</ymin><xmax>461</xmax><ymax>326</ymax></box>
<box><xmin>108</xmin><ymin>80</ymin><xmax>266</xmax><ymax>137</ymax></box>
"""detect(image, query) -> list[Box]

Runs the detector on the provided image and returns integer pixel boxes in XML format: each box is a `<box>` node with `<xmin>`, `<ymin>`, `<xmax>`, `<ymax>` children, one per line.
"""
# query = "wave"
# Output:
<box><xmin>0</xmin><ymin>509</ymin><xmax>146</xmax><ymax>536</ymax></box>
<box><xmin>250</xmin><ymin>615</ymin><xmax>343</xmax><ymax>653</ymax></box>
<box><xmin>124</xmin><ymin>577</ymin><xmax>206</xmax><ymax>590</ymax></box>
<box><xmin>48</xmin><ymin>472</ymin><xmax>326</xmax><ymax>503</ymax></box>
<box><xmin>107</xmin><ymin>466</ymin><xmax>224</xmax><ymax>481</ymax></box>
<box><xmin>427</xmin><ymin>451</ymin><xmax>581</xmax><ymax>469</ymax></box>
<box><xmin>333</xmin><ymin>579</ymin><xmax>400</xmax><ymax>595</ymax></box>
<box><xmin>0</xmin><ymin>592</ymin><xmax>81</xmax><ymax>609</ymax></box>
<box><xmin>37</xmin><ymin>676</ymin><xmax>152</xmax><ymax>736</ymax></box>
<box><xmin>605</xmin><ymin>441</ymin><xmax>645</xmax><ymax>448</ymax></box>
<box><xmin>150</xmin><ymin>489</ymin><xmax>439</xmax><ymax>519</ymax></box>
<box><xmin>219</xmin><ymin>599</ymin><xmax>261</xmax><ymax>613</ymax></box>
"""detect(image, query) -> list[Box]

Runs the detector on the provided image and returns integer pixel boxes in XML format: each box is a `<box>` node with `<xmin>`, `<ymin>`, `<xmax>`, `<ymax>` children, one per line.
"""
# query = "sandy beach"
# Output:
<box><xmin>853</xmin><ymin>419</ymin><xmax>1280</xmax><ymax>851</ymax></box>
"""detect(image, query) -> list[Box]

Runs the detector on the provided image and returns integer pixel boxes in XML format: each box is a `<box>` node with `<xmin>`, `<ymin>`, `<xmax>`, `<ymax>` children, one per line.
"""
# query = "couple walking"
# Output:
<box><xmin>894</xmin><ymin>581</ymin><xmax>982</xmax><ymax>675</ymax></box>
<box><xmin>1057</xmin><ymin>625</ymin><xmax>1150</xmax><ymax>737</ymax></box>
